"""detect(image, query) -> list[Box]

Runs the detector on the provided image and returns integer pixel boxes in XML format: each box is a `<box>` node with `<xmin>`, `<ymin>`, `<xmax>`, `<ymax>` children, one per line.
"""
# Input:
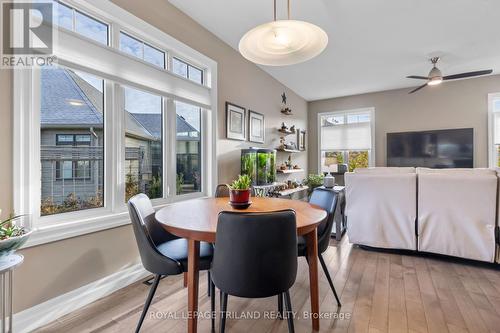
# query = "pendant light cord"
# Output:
<box><xmin>273</xmin><ymin>0</ymin><xmax>291</xmax><ymax>21</ymax></box>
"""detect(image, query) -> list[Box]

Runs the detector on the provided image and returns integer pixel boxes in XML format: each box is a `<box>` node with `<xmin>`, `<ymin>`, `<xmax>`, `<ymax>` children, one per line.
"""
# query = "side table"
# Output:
<box><xmin>0</xmin><ymin>254</ymin><xmax>23</xmax><ymax>333</ymax></box>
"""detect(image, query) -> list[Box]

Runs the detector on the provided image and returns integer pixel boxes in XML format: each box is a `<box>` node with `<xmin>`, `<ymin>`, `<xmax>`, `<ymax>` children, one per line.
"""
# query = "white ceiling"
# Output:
<box><xmin>169</xmin><ymin>0</ymin><xmax>500</xmax><ymax>101</ymax></box>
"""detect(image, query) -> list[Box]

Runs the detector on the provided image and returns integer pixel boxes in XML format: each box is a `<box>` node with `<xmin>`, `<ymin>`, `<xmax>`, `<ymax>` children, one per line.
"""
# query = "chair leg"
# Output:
<box><xmin>283</xmin><ymin>290</ymin><xmax>295</xmax><ymax>333</ymax></box>
<box><xmin>208</xmin><ymin>271</ymin><xmax>211</xmax><ymax>297</ymax></box>
<box><xmin>220</xmin><ymin>292</ymin><xmax>228</xmax><ymax>333</ymax></box>
<box><xmin>277</xmin><ymin>293</ymin><xmax>284</xmax><ymax>320</ymax></box>
<box><xmin>210</xmin><ymin>277</ymin><xmax>216</xmax><ymax>333</ymax></box>
<box><xmin>319</xmin><ymin>253</ymin><xmax>342</xmax><ymax>307</ymax></box>
<box><xmin>135</xmin><ymin>274</ymin><xmax>161</xmax><ymax>333</ymax></box>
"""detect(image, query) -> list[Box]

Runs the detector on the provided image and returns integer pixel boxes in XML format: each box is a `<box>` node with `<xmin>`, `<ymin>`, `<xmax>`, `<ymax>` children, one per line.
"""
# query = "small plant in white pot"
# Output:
<box><xmin>0</xmin><ymin>210</ymin><xmax>32</xmax><ymax>259</ymax></box>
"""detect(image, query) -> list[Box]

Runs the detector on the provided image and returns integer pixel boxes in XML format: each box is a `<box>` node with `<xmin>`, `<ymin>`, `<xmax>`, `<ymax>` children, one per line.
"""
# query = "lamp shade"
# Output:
<box><xmin>239</xmin><ymin>20</ymin><xmax>328</xmax><ymax>66</ymax></box>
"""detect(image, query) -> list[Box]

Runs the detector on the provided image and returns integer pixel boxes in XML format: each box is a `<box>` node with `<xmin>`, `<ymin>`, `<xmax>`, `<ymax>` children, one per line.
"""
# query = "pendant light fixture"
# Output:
<box><xmin>239</xmin><ymin>0</ymin><xmax>328</xmax><ymax>66</ymax></box>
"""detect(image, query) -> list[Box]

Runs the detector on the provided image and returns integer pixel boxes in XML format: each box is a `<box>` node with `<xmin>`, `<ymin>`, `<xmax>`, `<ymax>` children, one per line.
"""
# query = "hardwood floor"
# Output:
<box><xmin>35</xmin><ymin>237</ymin><xmax>500</xmax><ymax>333</ymax></box>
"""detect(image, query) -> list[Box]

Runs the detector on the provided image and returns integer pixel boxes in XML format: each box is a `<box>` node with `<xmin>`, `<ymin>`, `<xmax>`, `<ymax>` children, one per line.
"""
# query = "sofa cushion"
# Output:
<box><xmin>416</xmin><ymin>167</ymin><xmax>496</xmax><ymax>176</ymax></box>
<box><xmin>345</xmin><ymin>172</ymin><xmax>417</xmax><ymax>250</ymax></box>
<box><xmin>417</xmin><ymin>173</ymin><xmax>497</xmax><ymax>262</ymax></box>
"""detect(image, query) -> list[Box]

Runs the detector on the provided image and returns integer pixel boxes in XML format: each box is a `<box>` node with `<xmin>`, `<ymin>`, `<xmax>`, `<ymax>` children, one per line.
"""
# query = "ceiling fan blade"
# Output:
<box><xmin>406</xmin><ymin>75</ymin><xmax>429</xmax><ymax>80</ymax></box>
<box><xmin>443</xmin><ymin>70</ymin><xmax>493</xmax><ymax>80</ymax></box>
<box><xmin>408</xmin><ymin>83</ymin><xmax>428</xmax><ymax>94</ymax></box>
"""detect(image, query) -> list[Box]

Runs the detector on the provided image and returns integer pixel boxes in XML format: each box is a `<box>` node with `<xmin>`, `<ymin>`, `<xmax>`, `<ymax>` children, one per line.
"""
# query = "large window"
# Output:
<box><xmin>319</xmin><ymin>109</ymin><xmax>374</xmax><ymax>173</ymax></box>
<box><xmin>124</xmin><ymin>87</ymin><xmax>163</xmax><ymax>201</ymax></box>
<box><xmin>489</xmin><ymin>93</ymin><xmax>500</xmax><ymax>168</ymax></box>
<box><xmin>14</xmin><ymin>0</ymin><xmax>217</xmax><ymax>244</ymax></box>
<box><xmin>40</xmin><ymin>66</ymin><xmax>104</xmax><ymax>216</ymax></box>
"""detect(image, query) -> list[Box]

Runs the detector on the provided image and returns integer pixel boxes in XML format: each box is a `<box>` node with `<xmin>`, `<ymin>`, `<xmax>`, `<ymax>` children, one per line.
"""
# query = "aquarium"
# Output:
<box><xmin>241</xmin><ymin>148</ymin><xmax>276</xmax><ymax>185</ymax></box>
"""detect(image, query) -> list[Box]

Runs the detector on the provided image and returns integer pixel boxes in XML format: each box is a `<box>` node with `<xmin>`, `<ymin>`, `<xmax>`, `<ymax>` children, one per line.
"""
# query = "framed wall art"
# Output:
<box><xmin>248</xmin><ymin>110</ymin><xmax>265</xmax><ymax>143</ymax></box>
<box><xmin>226</xmin><ymin>102</ymin><xmax>246</xmax><ymax>141</ymax></box>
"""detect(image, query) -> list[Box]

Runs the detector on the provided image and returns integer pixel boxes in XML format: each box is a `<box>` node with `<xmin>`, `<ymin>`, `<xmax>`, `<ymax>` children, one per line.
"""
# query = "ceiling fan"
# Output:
<box><xmin>407</xmin><ymin>57</ymin><xmax>492</xmax><ymax>94</ymax></box>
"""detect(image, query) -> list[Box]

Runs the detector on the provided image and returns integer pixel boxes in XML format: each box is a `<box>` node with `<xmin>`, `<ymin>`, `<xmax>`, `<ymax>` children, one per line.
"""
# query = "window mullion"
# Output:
<box><xmin>166</xmin><ymin>98</ymin><xmax>177</xmax><ymax>199</ymax></box>
<box><xmin>111</xmin><ymin>83</ymin><xmax>125</xmax><ymax>211</ymax></box>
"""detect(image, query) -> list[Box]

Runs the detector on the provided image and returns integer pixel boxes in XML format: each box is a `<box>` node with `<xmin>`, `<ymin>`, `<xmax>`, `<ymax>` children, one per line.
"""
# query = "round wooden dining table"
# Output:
<box><xmin>155</xmin><ymin>197</ymin><xmax>327</xmax><ymax>333</ymax></box>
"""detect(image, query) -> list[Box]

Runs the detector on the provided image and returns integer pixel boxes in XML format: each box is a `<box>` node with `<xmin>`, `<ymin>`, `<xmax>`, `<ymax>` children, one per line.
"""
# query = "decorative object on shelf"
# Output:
<box><xmin>280</xmin><ymin>92</ymin><xmax>293</xmax><ymax>115</ymax></box>
<box><xmin>298</xmin><ymin>130</ymin><xmax>306</xmax><ymax>151</ymax></box>
<box><xmin>293</xmin><ymin>164</ymin><xmax>300</xmax><ymax>169</ymax></box>
<box><xmin>289</xmin><ymin>125</ymin><xmax>296</xmax><ymax>133</ymax></box>
<box><xmin>228</xmin><ymin>175</ymin><xmax>252</xmax><ymax>209</ymax></box>
<box><xmin>248</xmin><ymin>110</ymin><xmax>265</xmax><ymax>143</ymax></box>
<box><xmin>0</xmin><ymin>212</ymin><xmax>31</xmax><ymax>259</ymax></box>
<box><xmin>226</xmin><ymin>102</ymin><xmax>246</xmax><ymax>141</ymax></box>
<box><xmin>280</xmin><ymin>122</ymin><xmax>288</xmax><ymax>132</ymax></box>
<box><xmin>323</xmin><ymin>174</ymin><xmax>335</xmax><ymax>188</ymax></box>
<box><xmin>303</xmin><ymin>173</ymin><xmax>325</xmax><ymax>195</ymax></box>
<box><xmin>241</xmin><ymin>148</ymin><xmax>276</xmax><ymax>185</ymax></box>
<box><xmin>238</xmin><ymin>0</ymin><xmax>328</xmax><ymax>66</ymax></box>
<box><xmin>285</xmin><ymin>142</ymin><xmax>298</xmax><ymax>151</ymax></box>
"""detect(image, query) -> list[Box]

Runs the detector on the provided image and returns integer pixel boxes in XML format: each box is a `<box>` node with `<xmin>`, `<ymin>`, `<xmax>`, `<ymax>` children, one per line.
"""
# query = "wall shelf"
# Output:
<box><xmin>278</xmin><ymin>128</ymin><xmax>296</xmax><ymax>135</ymax></box>
<box><xmin>278</xmin><ymin>186</ymin><xmax>308</xmax><ymax>197</ymax></box>
<box><xmin>277</xmin><ymin>168</ymin><xmax>304</xmax><ymax>174</ymax></box>
<box><xmin>276</xmin><ymin>148</ymin><xmax>301</xmax><ymax>153</ymax></box>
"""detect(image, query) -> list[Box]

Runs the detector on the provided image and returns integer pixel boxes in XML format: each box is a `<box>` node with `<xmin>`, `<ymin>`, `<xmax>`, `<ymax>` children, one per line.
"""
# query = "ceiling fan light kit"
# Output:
<box><xmin>407</xmin><ymin>57</ymin><xmax>492</xmax><ymax>94</ymax></box>
<box><xmin>239</xmin><ymin>0</ymin><xmax>328</xmax><ymax>66</ymax></box>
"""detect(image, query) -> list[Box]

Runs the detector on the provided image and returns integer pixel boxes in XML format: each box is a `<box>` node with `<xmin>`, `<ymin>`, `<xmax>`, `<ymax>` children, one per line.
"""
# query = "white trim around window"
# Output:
<box><xmin>488</xmin><ymin>93</ymin><xmax>500</xmax><ymax>168</ymax></box>
<box><xmin>317</xmin><ymin>107</ymin><xmax>376</xmax><ymax>173</ymax></box>
<box><xmin>14</xmin><ymin>0</ymin><xmax>218</xmax><ymax>248</ymax></box>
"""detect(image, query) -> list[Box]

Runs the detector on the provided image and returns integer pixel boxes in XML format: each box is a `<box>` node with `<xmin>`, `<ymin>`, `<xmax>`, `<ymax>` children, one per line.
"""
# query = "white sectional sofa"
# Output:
<box><xmin>345</xmin><ymin>167</ymin><xmax>499</xmax><ymax>263</ymax></box>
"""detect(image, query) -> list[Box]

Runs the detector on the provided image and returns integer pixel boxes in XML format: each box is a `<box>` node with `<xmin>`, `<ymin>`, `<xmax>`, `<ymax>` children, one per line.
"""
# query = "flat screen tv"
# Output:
<box><xmin>387</xmin><ymin>128</ymin><xmax>473</xmax><ymax>168</ymax></box>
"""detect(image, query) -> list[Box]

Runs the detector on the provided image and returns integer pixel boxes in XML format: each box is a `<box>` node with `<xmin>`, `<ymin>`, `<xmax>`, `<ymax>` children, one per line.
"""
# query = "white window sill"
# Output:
<box><xmin>21</xmin><ymin>194</ymin><xmax>208</xmax><ymax>249</ymax></box>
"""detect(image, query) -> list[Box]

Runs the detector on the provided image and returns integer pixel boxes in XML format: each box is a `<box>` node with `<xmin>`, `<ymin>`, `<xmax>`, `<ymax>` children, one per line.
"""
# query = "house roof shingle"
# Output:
<box><xmin>41</xmin><ymin>67</ymin><xmax>200</xmax><ymax>141</ymax></box>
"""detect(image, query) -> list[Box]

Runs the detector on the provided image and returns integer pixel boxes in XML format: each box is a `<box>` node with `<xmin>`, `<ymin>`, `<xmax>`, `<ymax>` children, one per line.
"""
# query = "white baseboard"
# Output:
<box><xmin>14</xmin><ymin>263</ymin><xmax>150</xmax><ymax>333</ymax></box>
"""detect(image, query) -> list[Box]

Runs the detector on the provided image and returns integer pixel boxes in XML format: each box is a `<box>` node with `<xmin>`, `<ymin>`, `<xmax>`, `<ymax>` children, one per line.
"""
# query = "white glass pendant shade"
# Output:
<box><xmin>239</xmin><ymin>20</ymin><xmax>328</xmax><ymax>66</ymax></box>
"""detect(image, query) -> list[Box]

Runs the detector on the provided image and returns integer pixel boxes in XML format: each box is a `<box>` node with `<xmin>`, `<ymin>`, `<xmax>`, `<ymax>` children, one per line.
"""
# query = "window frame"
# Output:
<box><xmin>119</xmin><ymin>31</ymin><xmax>167</xmax><ymax>69</ymax></box>
<box><xmin>172</xmin><ymin>57</ymin><xmax>204</xmax><ymax>84</ymax></box>
<box><xmin>54</xmin><ymin>0</ymin><xmax>111</xmax><ymax>46</ymax></box>
<box><xmin>488</xmin><ymin>93</ymin><xmax>500</xmax><ymax>168</ymax></box>
<box><xmin>317</xmin><ymin>108</ymin><xmax>376</xmax><ymax>173</ymax></box>
<box><xmin>13</xmin><ymin>0</ymin><xmax>218</xmax><ymax>248</ymax></box>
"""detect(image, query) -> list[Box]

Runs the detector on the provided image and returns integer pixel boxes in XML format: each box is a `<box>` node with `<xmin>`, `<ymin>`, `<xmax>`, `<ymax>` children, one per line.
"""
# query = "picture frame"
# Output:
<box><xmin>226</xmin><ymin>102</ymin><xmax>246</xmax><ymax>141</ymax></box>
<box><xmin>248</xmin><ymin>110</ymin><xmax>265</xmax><ymax>143</ymax></box>
<box><xmin>298</xmin><ymin>129</ymin><xmax>306</xmax><ymax>151</ymax></box>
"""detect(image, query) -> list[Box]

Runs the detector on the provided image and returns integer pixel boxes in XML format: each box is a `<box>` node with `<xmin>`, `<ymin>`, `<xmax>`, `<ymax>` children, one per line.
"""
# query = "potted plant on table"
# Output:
<box><xmin>227</xmin><ymin>175</ymin><xmax>252</xmax><ymax>208</ymax></box>
<box><xmin>0</xmin><ymin>211</ymin><xmax>32</xmax><ymax>260</ymax></box>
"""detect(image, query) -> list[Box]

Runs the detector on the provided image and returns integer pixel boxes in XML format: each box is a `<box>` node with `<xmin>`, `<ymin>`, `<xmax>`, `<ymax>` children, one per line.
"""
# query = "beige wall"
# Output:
<box><xmin>308</xmin><ymin>75</ymin><xmax>500</xmax><ymax>173</ymax></box>
<box><xmin>0</xmin><ymin>0</ymin><xmax>308</xmax><ymax>313</ymax></box>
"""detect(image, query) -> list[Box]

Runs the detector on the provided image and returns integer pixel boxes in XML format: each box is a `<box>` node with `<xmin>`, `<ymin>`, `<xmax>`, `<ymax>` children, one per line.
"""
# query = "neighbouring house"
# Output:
<box><xmin>40</xmin><ymin>67</ymin><xmax>200</xmax><ymax>214</ymax></box>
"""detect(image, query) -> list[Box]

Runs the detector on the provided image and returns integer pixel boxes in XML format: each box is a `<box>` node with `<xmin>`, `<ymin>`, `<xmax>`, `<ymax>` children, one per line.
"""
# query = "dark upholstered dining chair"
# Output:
<box><xmin>128</xmin><ymin>193</ymin><xmax>215</xmax><ymax>332</ymax></box>
<box><xmin>299</xmin><ymin>187</ymin><xmax>342</xmax><ymax>306</ymax></box>
<box><xmin>214</xmin><ymin>184</ymin><xmax>230</xmax><ymax>198</ymax></box>
<box><xmin>211</xmin><ymin>210</ymin><xmax>298</xmax><ymax>333</ymax></box>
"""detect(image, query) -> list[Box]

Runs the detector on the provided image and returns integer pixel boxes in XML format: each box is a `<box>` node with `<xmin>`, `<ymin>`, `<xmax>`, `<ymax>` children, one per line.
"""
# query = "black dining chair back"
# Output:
<box><xmin>214</xmin><ymin>184</ymin><xmax>230</xmax><ymax>197</ymax></box>
<box><xmin>212</xmin><ymin>210</ymin><xmax>297</xmax><ymax>333</ymax></box>
<box><xmin>310</xmin><ymin>188</ymin><xmax>338</xmax><ymax>254</ymax></box>
<box><xmin>128</xmin><ymin>194</ymin><xmax>215</xmax><ymax>332</ymax></box>
<box><xmin>299</xmin><ymin>187</ymin><xmax>342</xmax><ymax>307</ymax></box>
<box><xmin>128</xmin><ymin>194</ymin><xmax>181</xmax><ymax>276</ymax></box>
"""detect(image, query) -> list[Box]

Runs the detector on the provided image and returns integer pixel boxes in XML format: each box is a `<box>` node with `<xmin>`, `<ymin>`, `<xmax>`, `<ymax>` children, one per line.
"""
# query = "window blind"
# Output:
<box><xmin>321</xmin><ymin>113</ymin><xmax>372</xmax><ymax>150</ymax></box>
